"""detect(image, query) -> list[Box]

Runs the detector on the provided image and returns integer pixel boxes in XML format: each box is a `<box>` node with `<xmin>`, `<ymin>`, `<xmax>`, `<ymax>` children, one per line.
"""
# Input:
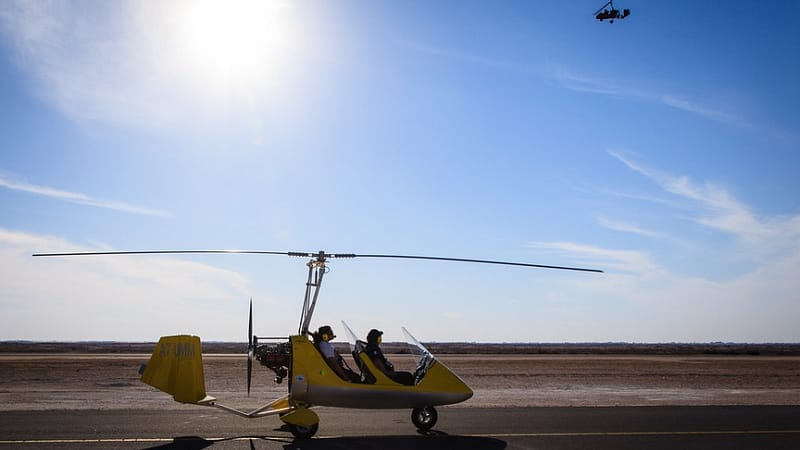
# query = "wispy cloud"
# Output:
<box><xmin>596</xmin><ymin>216</ymin><xmax>664</xmax><ymax>239</ymax></box>
<box><xmin>607</xmin><ymin>150</ymin><xmax>800</xmax><ymax>255</ymax></box>
<box><xmin>391</xmin><ymin>37</ymin><xmax>537</xmax><ymax>73</ymax></box>
<box><xmin>528</xmin><ymin>241</ymin><xmax>664</xmax><ymax>277</ymax></box>
<box><xmin>0</xmin><ymin>1</ymin><xmax>277</xmax><ymax>130</ymax></box>
<box><xmin>0</xmin><ymin>172</ymin><xmax>169</xmax><ymax>217</ymax></box>
<box><xmin>548</xmin><ymin>67</ymin><xmax>636</xmax><ymax>98</ymax></box>
<box><xmin>0</xmin><ymin>228</ymin><xmax>255</xmax><ymax>340</ymax></box>
<box><xmin>550</xmin><ymin>67</ymin><xmax>749</xmax><ymax>129</ymax></box>
<box><xmin>0</xmin><ymin>1</ymin><xmax>153</xmax><ymax>127</ymax></box>
<box><xmin>393</xmin><ymin>37</ymin><xmax>758</xmax><ymax>133</ymax></box>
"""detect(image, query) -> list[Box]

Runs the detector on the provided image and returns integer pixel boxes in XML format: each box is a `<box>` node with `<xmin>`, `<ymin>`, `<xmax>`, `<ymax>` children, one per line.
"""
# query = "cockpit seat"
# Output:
<box><xmin>351</xmin><ymin>340</ymin><xmax>376</xmax><ymax>384</ymax></box>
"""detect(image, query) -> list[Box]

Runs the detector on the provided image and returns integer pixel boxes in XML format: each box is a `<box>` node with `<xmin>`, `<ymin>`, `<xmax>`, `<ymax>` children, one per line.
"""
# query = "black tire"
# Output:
<box><xmin>288</xmin><ymin>422</ymin><xmax>319</xmax><ymax>439</ymax></box>
<box><xmin>411</xmin><ymin>406</ymin><xmax>438</xmax><ymax>431</ymax></box>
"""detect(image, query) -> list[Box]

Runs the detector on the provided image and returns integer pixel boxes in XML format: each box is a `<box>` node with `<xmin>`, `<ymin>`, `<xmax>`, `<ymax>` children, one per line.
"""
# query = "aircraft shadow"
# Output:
<box><xmin>282</xmin><ymin>434</ymin><xmax>507</xmax><ymax>450</ymax></box>
<box><xmin>144</xmin><ymin>436</ymin><xmax>215</xmax><ymax>450</ymax></box>
<box><xmin>144</xmin><ymin>433</ymin><xmax>506</xmax><ymax>450</ymax></box>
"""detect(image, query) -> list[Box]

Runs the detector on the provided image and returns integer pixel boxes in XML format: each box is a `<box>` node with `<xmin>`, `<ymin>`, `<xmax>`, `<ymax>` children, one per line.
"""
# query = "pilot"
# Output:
<box><xmin>365</xmin><ymin>329</ymin><xmax>414</xmax><ymax>385</ymax></box>
<box><xmin>315</xmin><ymin>325</ymin><xmax>360</xmax><ymax>382</ymax></box>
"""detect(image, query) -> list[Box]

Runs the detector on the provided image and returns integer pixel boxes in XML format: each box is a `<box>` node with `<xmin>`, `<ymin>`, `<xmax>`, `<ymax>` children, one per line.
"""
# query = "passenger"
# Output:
<box><xmin>365</xmin><ymin>329</ymin><xmax>414</xmax><ymax>385</ymax></box>
<box><xmin>314</xmin><ymin>325</ymin><xmax>360</xmax><ymax>382</ymax></box>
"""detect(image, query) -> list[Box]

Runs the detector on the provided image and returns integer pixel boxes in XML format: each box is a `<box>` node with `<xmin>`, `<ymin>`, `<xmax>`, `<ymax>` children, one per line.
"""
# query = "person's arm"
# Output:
<box><xmin>373</xmin><ymin>358</ymin><xmax>394</xmax><ymax>377</ymax></box>
<box><xmin>370</xmin><ymin>351</ymin><xmax>396</xmax><ymax>377</ymax></box>
<box><xmin>320</xmin><ymin>342</ymin><xmax>349</xmax><ymax>380</ymax></box>
<box><xmin>326</xmin><ymin>356</ymin><xmax>349</xmax><ymax>379</ymax></box>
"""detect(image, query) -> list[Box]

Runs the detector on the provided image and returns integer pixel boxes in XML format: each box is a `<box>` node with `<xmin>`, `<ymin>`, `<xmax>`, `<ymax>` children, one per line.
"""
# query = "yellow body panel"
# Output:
<box><xmin>279</xmin><ymin>406</ymin><xmax>319</xmax><ymax>427</ymax></box>
<box><xmin>289</xmin><ymin>335</ymin><xmax>346</xmax><ymax>398</ymax></box>
<box><xmin>417</xmin><ymin>359</ymin><xmax>472</xmax><ymax>395</ymax></box>
<box><xmin>139</xmin><ymin>333</ymin><xmax>471</xmax><ymax>412</ymax></box>
<box><xmin>357</xmin><ymin>352</ymin><xmax>397</xmax><ymax>385</ymax></box>
<box><xmin>140</xmin><ymin>335</ymin><xmax>210</xmax><ymax>404</ymax></box>
<box><xmin>289</xmin><ymin>334</ymin><xmax>472</xmax><ymax>408</ymax></box>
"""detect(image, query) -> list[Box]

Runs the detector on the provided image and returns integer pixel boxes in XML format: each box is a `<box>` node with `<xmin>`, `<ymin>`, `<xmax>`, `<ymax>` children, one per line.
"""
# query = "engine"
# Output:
<box><xmin>255</xmin><ymin>341</ymin><xmax>292</xmax><ymax>383</ymax></box>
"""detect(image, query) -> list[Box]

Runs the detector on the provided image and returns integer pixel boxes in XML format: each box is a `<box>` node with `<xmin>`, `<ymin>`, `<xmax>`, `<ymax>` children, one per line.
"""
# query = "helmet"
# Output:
<box><xmin>367</xmin><ymin>329</ymin><xmax>383</xmax><ymax>344</ymax></box>
<box><xmin>317</xmin><ymin>325</ymin><xmax>334</xmax><ymax>341</ymax></box>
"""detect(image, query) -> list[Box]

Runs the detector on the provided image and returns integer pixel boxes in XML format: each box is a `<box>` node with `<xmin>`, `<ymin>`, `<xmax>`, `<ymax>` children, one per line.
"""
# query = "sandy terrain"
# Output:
<box><xmin>1</xmin><ymin>354</ymin><xmax>798</xmax><ymax>411</ymax></box>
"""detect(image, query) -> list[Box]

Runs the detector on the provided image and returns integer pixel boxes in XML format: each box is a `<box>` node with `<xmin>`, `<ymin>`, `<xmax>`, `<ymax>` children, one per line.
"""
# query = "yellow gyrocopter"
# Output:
<box><xmin>33</xmin><ymin>250</ymin><xmax>602</xmax><ymax>438</ymax></box>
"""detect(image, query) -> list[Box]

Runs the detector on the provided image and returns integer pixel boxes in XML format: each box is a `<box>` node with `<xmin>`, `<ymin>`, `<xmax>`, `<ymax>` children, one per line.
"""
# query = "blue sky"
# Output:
<box><xmin>1</xmin><ymin>0</ymin><xmax>798</xmax><ymax>343</ymax></box>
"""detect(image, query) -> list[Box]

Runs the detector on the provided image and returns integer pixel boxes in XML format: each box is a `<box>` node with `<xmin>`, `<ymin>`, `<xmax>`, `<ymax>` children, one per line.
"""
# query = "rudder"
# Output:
<box><xmin>140</xmin><ymin>335</ymin><xmax>212</xmax><ymax>404</ymax></box>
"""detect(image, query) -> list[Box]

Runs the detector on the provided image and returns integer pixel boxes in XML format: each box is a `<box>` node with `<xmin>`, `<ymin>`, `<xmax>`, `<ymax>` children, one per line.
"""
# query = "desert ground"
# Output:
<box><xmin>1</xmin><ymin>352</ymin><xmax>798</xmax><ymax>411</ymax></box>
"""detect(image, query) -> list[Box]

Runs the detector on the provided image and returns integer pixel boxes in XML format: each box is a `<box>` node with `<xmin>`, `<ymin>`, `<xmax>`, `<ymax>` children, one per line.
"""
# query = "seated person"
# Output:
<box><xmin>314</xmin><ymin>325</ymin><xmax>360</xmax><ymax>382</ymax></box>
<box><xmin>364</xmin><ymin>329</ymin><xmax>414</xmax><ymax>385</ymax></box>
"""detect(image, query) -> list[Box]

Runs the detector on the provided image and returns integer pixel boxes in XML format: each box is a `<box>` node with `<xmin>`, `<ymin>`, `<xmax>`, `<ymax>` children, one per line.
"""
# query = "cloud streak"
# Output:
<box><xmin>528</xmin><ymin>240</ymin><xmax>665</xmax><ymax>278</ymax></box>
<box><xmin>596</xmin><ymin>216</ymin><xmax>665</xmax><ymax>240</ymax></box>
<box><xmin>606</xmin><ymin>150</ymin><xmax>800</xmax><ymax>271</ymax></box>
<box><xmin>530</xmin><ymin>155</ymin><xmax>800</xmax><ymax>341</ymax></box>
<box><xmin>0</xmin><ymin>172</ymin><xmax>169</xmax><ymax>217</ymax></box>
<box><xmin>391</xmin><ymin>37</ymin><xmax>537</xmax><ymax>73</ymax></box>
<box><xmin>0</xmin><ymin>228</ymin><xmax>254</xmax><ymax>340</ymax></box>
<box><xmin>0</xmin><ymin>1</ymin><xmax>152</xmax><ymax>127</ymax></box>
<box><xmin>391</xmin><ymin>39</ymin><xmax>761</xmax><ymax>134</ymax></box>
<box><xmin>550</xmin><ymin>67</ymin><xmax>748</xmax><ymax>129</ymax></box>
<box><xmin>607</xmin><ymin>150</ymin><xmax>798</xmax><ymax>243</ymax></box>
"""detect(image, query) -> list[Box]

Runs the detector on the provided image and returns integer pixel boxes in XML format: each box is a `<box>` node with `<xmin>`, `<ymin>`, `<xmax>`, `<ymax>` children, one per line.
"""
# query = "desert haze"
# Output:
<box><xmin>1</xmin><ymin>342</ymin><xmax>798</xmax><ymax>411</ymax></box>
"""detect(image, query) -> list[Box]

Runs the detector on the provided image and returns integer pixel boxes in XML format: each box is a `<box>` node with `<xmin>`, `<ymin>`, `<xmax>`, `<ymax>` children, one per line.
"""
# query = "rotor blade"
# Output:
<box><xmin>247</xmin><ymin>299</ymin><xmax>253</xmax><ymax>396</ymax></box>
<box><xmin>32</xmin><ymin>249</ymin><xmax>351</xmax><ymax>259</ymax></box>
<box><xmin>350</xmin><ymin>254</ymin><xmax>604</xmax><ymax>273</ymax></box>
<box><xmin>594</xmin><ymin>0</ymin><xmax>613</xmax><ymax>15</ymax></box>
<box><xmin>32</xmin><ymin>250</ymin><xmax>293</xmax><ymax>257</ymax></box>
<box><xmin>32</xmin><ymin>249</ymin><xmax>603</xmax><ymax>272</ymax></box>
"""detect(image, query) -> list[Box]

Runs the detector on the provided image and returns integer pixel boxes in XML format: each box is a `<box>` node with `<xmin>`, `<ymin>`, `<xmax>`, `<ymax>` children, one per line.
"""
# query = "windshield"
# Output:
<box><xmin>401</xmin><ymin>326</ymin><xmax>431</xmax><ymax>361</ymax></box>
<box><xmin>402</xmin><ymin>326</ymin><xmax>436</xmax><ymax>379</ymax></box>
<box><xmin>340</xmin><ymin>320</ymin><xmax>359</xmax><ymax>352</ymax></box>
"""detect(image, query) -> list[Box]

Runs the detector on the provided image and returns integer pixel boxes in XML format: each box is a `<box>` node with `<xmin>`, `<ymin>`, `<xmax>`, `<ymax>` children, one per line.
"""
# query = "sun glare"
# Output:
<box><xmin>169</xmin><ymin>0</ymin><xmax>295</xmax><ymax>94</ymax></box>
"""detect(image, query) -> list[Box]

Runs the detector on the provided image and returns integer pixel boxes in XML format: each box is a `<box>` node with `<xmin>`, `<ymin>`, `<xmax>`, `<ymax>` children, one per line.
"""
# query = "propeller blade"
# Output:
<box><xmin>247</xmin><ymin>299</ymin><xmax>253</xmax><ymax>396</ymax></box>
<box><xmin>248</xmin><ymin>299</ymin><xmax>253</xmax><ymax>348</ymax></box>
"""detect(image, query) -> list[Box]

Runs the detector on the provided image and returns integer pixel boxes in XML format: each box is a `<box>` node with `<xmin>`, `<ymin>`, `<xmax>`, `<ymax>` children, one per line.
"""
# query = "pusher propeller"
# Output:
<box><xmin>247</xmin><ymin>298</ymin><xmax>254</xmax><ymax>396</ymax></box>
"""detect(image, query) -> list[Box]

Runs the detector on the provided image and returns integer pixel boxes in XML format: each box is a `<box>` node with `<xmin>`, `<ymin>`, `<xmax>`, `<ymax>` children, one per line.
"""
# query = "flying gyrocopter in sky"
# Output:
<box><xmin>595</xmin><ymin>0</ymin><xmax>631</xmax><ymax>23</ymax></box>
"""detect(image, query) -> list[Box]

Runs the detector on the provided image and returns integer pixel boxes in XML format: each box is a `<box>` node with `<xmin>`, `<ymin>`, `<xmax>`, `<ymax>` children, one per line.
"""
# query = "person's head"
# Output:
<box><xmin>317</xmin><ymin>325</ymin><xmax>335</xmax><ymax>342</ymax></box>
<box><xmin>367</xmin><ymin>329</ymin><xmax>383</xmax><ymax>345</ymax></box>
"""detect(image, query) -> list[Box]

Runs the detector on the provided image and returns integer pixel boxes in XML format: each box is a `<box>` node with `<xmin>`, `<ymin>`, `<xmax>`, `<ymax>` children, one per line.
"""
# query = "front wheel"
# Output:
<box><xmin>411</xmin><ymin>406</ymin><xmax>438</xmax><ymax>431</ymax></box>
<box><xmin>288</xmin><ymin>422</ymin><xmax>319</xmax><ymax>439</ymax></box>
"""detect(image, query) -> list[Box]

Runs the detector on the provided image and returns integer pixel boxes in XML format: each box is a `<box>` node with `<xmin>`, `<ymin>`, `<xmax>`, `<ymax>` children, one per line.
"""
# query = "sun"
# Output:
<box><xmin>168</xmin><ymin>0</ymin><xmax>294</xmax><ymax>93</ymax></box>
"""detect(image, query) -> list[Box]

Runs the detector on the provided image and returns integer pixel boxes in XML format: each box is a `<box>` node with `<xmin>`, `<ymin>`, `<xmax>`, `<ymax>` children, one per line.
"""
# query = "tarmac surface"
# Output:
<box><xmin>2</xmin><ymin>406</ymin><xmax>800</xmax><ymax>449</ymax></box>
<box><xmin>1</xmin><ymin>353</ymin><xmax>798</xmax><ymax>448</ymax></box>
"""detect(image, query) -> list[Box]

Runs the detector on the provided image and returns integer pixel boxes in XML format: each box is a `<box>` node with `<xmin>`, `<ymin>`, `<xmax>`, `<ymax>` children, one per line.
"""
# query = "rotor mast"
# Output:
<box><xmin>297</xmin><ymin>251</ymin><xmax>330</xmax><ymax>335</ymax></box>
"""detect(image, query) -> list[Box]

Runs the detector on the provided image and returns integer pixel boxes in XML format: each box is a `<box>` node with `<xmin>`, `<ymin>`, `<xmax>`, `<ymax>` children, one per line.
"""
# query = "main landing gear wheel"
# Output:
<box><xmin>288</xmin><ymin>423</ymin><xmax>319</xmax><ymax>439</ymax></box>
<box><xmin>411</xmin><ymin>406</ymin><xmax>438</xmax><ymax>431</ymax></box>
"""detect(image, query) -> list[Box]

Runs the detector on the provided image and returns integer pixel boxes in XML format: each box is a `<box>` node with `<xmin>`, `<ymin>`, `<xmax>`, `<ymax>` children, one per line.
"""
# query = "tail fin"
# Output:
<box><xmin>140</xmin><ymin>335</ymin><xmax>214</xmax><ymax>404</ymax></box>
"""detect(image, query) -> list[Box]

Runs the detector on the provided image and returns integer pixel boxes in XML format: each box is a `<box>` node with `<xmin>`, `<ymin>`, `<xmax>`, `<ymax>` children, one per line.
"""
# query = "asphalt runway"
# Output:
<box><xmin>2</xmin><ymin>406</ymin><xmax>799</xmax><ymax>449</ymax></box>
